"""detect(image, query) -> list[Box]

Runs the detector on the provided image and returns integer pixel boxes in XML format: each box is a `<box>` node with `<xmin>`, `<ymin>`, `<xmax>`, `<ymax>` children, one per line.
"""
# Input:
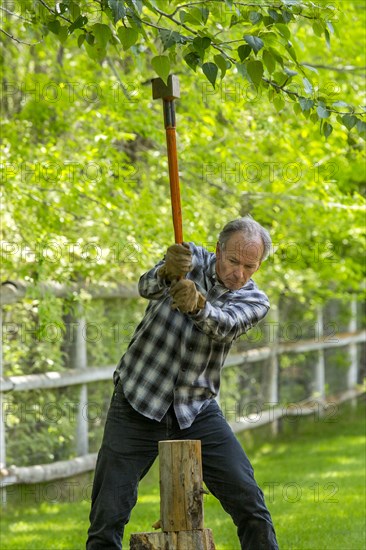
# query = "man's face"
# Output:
<box><xmin>215</xmin><ymin>231</ymin><xmax>264</xmax><ymax>290</ymax></box>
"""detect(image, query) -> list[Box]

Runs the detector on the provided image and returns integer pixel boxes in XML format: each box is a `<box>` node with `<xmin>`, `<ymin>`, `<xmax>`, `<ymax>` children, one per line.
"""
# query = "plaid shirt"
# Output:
<box><xmin>114</xmin><ymin>243</ymin><xmax>270</xmax><ymax>429</ymax></box>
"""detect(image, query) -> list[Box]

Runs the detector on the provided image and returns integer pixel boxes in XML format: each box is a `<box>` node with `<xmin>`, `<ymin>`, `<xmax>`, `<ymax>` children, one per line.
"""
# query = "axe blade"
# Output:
<box><xmin>152</xmin><ymin>75</ymin><xmax>180</xmax><ymax>100</ymax></box>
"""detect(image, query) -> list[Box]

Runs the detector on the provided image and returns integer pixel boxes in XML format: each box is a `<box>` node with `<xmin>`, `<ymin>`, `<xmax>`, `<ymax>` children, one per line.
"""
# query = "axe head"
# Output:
<box><xmin>152</xmin><ymin>74</ymin><xmax>180</xmax><ymax>100</ymax></box>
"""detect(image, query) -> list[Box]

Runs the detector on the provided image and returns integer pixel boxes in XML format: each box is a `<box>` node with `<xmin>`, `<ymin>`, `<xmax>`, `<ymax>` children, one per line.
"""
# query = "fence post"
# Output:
<box><xmin>73</xmin><ymin>314</ymin><xmax>89</xmax><ymax>456</ymax></box>
<box><xmin>0</xmin><ymin>308</ymin><xmax>7</xmax><ymax>504</ymax></box>
<box><xmin>347</xmin><ymin>298</ymin><xmax>358</xmax><ymax>408</ymax></box>
<box><xmin>267</xmin><ymin>305</ymin><xmax>279</xmax><ymax>435</ymax></box>
<box><xmin>314</xmin><ymin>306</ymin><xmax>325</xmax><ymax>402</ymax></box>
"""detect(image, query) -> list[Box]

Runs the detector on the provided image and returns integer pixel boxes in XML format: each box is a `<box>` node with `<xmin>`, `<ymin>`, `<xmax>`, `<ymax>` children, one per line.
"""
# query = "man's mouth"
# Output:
<box><xmin>226</xmin><ymin>280</ymin><xmax>242</xmax><ymax>289</ymax></box>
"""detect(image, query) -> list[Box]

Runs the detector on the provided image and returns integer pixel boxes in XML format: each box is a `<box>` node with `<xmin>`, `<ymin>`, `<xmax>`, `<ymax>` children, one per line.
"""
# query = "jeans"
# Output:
<box><xmin>86</xmin><ymin>381</ymin><xmax>279</xmax><ymax>550</ymax></box>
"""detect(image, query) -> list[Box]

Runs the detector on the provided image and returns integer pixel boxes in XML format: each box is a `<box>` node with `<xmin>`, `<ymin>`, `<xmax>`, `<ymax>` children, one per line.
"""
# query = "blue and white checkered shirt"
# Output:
<box><xmin>114</xmin><ymin>243</ymin><xmax>270</xmax><ymax>429</ymax></box>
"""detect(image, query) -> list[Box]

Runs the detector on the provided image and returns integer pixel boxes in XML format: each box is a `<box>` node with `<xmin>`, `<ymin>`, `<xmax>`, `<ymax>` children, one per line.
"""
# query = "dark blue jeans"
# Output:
<box><xmin>86</xmin><ymin>381</ymin><xmax>279</xmax><ymax>549</ymax></box>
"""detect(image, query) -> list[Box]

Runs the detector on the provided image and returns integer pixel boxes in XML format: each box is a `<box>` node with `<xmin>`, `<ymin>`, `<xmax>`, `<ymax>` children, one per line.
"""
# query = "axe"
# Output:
<box><xmin>152</xmin><ymin>75</ymin><xmax>183</xmax><ymax>244</ymax></box>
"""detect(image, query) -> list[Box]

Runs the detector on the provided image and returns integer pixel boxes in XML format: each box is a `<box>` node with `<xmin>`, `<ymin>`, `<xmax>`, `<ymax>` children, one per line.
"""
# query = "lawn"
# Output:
<box><xmin>1</xmin><ymin>398</ymin><xmax>365</xmax><ymax>550</ymax></box>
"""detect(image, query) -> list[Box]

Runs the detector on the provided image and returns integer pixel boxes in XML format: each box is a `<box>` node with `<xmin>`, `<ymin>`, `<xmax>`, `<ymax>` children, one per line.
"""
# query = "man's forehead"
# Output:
<box><xmin>224</xmin><ymin>233</ymin><xmax>263</xmax><ymax>260</ymax></box>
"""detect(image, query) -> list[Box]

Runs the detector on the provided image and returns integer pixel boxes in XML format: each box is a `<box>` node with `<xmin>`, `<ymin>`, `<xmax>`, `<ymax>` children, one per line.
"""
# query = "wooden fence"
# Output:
<box><xmin>0</xmin><ymin>281</ymin><xmax>365</xmax><ymax>495</ymax></box>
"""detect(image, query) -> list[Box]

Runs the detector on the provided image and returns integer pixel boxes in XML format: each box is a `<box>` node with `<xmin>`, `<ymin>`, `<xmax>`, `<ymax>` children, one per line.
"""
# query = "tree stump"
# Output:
<box><xmin>129</xmin><ymin>529</ymin><xmax>215</xmax><ymax>550</ymax></box>
<box><xmin>130</xmin><ymin>440</ymin><xmax>216</xmax><ymax>550</ymax></box>
<box><xmin>159</xmin><ymin>439</ymin><xmax>204</xmax><ymax>531</ymax></box>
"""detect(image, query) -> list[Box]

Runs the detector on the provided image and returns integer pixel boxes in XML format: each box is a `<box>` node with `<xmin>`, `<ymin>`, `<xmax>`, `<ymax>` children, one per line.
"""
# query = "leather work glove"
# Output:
<box><xmin>158</xmin><ymin>243</ymin><xmax>192</xmax><ymax>283</ymax></box>
<box><xmin>170</xmin><ymin>279</ymin><xmax>206</xmax><ymax>314</ymax></box>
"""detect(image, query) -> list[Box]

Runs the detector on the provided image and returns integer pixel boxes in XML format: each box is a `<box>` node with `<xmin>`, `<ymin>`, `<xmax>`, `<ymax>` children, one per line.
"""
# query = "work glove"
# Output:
<box><xmin>158</xmin><ymin>243</ymin><xmax>192</xmax><ymax>283</ymax></box>
<box><xmin>170</xmin><ymin>279</ymin><xmax>206</xmax><ymax>314</ymax></box>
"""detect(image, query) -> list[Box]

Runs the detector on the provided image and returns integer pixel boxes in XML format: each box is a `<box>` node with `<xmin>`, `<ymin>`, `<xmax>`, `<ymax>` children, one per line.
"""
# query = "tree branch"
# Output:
<box><xmin>138</xmin><ymin>3</ymin><xmax>364</xmax><ymax>118</ymax></box>
<box><xmin>105</xmin><ymin>57</ymin><xmax>135</xmax><ymax>101</ymax></box>
<box><xmin>0</xmin><ymin>6</ymin><xmax>33</xmax><ymax>23</ymax></box>
<box><xmin>145</xmin><ymin>4</ymin><xmax>199</xmax><ymax>37</ymax></box>
<box><xmin>233</xmin><ymin>1</ymin><xmax>336</xmax><ymax>20</ymax></box>
<box><xmin>301</xmin><ymin>63</ymin><xmax>366</xmax><ymax>74</ymax></box>
<box><xmin>37</xmin><ymin>0</ymin><xmax>72</xmax><ymax>24</ymax></box>
<box><xmin>0</xmin><ymin>28</ymin><xmax>42</xmax><ymax>46</ymax></box>
<box><xmin>165</xmin><ymin>0</ymin><xmax>340</xmax><ymax>23</ymax></box>
<box><xmin>168</xmin><ymin>2</ymin><xmax>210</xmax><ymax>17</ymax></box>
<box><xmin>263</xmin><ymin>78</ymin><xmax>366</xmax><ymax>116</ymax></box>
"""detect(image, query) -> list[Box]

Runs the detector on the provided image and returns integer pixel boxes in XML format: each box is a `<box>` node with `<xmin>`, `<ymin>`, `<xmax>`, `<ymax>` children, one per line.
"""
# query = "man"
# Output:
<box><xmin>87</xmin><ymin>216</ymin><xmax>279</xmax><ymax>549</ymax></box>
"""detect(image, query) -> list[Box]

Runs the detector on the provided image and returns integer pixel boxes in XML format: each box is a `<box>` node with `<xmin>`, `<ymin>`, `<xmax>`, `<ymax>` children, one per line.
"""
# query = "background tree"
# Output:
<box><xmin>0</xmin><ymin>0</ymin><xmax>365</xmax><ymax>464</ymax></box>
<box><xmin>1</xmin><ymin>0</ymin><xmax>365</xmax><ymax>136</ymax></box>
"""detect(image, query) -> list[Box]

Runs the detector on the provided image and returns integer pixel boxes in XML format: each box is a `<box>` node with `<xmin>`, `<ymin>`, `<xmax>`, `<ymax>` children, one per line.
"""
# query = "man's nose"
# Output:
<box><xmin>234</xmin><ymin>267</ymin><xmax>245</xmax><ymax>280</ymax></box>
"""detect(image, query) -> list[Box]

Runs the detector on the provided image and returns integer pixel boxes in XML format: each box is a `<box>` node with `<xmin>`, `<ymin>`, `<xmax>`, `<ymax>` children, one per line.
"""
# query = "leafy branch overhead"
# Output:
<box><xmin>1</xmin><ymin>0</ymin><xmax>365</xmax><ymax>139</ymax></box>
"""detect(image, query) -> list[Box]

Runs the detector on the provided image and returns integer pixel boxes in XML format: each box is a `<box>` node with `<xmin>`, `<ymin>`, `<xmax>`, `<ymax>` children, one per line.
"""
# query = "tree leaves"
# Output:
<box><xmin>342</xmin><ymin>114</ymin><xmax>357</xmax><ymax>130</ymax></box>
<box><xmin>184</xmin><ymin>52</ymin><xmax>200</xmax><ymax>72</ymax></box>
<box><xmin>2</xmin><ymin>0</ymin><xmax>365</xmax><ymax>139</ymax></box>
<box><xmin>322</xmin><ymin>121</ymin><xmax>333</xmax><ymax>138</ymax></box>
<box><xmin>108</xmin><ymin>0</ymin><xmax>126</xmax><ymax>23</ymax></box>
<box><xmin>202</xmin><ymin>62</ymin><xmax>218</xmax><ymax>88</ymax></box>
<box><xmin>247</xmin><ymin>60</ymin><xmax>264</xmax><ymax>87</ymax></box>
<box><xmin>2</xmin><ymin>2</ymin><xmax>365</xmax><ymax>355</ymax></box>
<box><xmin>243</xmin><ymin>34</ymin><xmax>264</xmax><ymax>54</ymax></box>
<box><xmin>65</xmin><ymin>1</ymin><xmax>80</xmax><ymax>21</ymax></box>
<box><xmin>263</xmin><ymin>50</ymin><xmax>276</xmax><ymax>74</ymax></box>
<box><xmin>317</xmin><ymin>105</ymin><xmax>330</xmax><ymax>118</ymax></box>
<box><xmin>159</xmin><ymin>29</ymin><xmax>185</xmax><ymax>51</ymax></box>
<box><xmin>249</xmin><ymin>11</ymin><xmax>262</xmax><ymax>25</ymax></box>
<box><xmin>180</xmin><ymin>6</ymin><xmax>209</xmax><ymax>25</ymax></box>
<box><xmin>356</xmin><ymin>119</ymin><xmax>366</xmax><ymax>139</ymax></box>
<box><xmin>68</xmin><ymin>15</ymin><xmax>88</xmax><ymax>34</ymax></box>
<box><xmin>238</xmin><ymin>45</ymin><xmax>251</xmax><ymax>62</ymax></box>
<box><xmin>273</xmin><ymin>94</ymin><xmax>285</xmax><ymax>112</ymax></box>
<box><xmin>275</xmin><ymin>23</ymin><xmax>291</xmax><ymax>40</ymax></box>
<box><xmin>299</xmin><ymin>97</ymin><xmax>314</xmax><ymax>112</ymax></box>
<box><xmin>192</xmin><ymin>36</ymin><xmax>211</xmax><ymax>60</ymax></box>
<box><xmin>57</xmin><ymin>26</ymin><xmax>69</xmax><ymax>44</ymax></box>
<box><xmin>339</xmin><ymin>115</ymin><xmax>366</xmax><ymax>139</ymax></box>
<box><xmin>92</xmin><ymin>23</ymin><xmax>112</xmax><ymax>48</ymax></box>
<box><xmin>214</xmin><ymin>54</ymin><xmax>229</xmax><ymax>79</ymax></box>
<box><xmin>303</xmin><ymin>77</ymin><xmax>313</xmax><ymax>94</ymax></box>
<box><xmin>48</xmin><ymin>20</ymin><xmax>61</xmax><ymax>35</ymax></box>
<box><xmin>151</xmin><ymin>55</ymin><xmax>170</xmax><ymax>84</ymax></box>
<box><xmin>118</xmin><ymin>27</ymin><xmax>139</xmax><ymax>50</ymax></box>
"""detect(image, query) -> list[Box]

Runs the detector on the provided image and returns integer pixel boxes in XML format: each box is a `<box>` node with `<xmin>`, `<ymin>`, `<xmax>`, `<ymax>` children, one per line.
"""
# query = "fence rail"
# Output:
<box><xmin>1</xmin><ymin>331</ymin><xmax>365</xmax><ymax>394</ymax></box>
<box><xmin>0</xmin><ymin>281</ymin><xmax>365</xmax><ymax>493</ymax></box>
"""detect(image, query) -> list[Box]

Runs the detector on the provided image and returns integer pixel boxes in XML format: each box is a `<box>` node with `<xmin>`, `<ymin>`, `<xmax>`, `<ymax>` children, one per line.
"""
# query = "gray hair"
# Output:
<box><xmin>218</xmin><ymin>216</ymin><xmax>272</xmax><ymax>261</ymax></box>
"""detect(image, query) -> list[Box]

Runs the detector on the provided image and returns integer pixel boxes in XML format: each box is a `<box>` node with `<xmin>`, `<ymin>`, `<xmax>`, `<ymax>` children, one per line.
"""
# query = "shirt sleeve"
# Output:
<box><xmin>190</xmin><ymin>291</ymin><xmax>270</xmax><ymax>343</ymax></box>
<box><xmin>138</xmin><ymin>260</ymin><xmax>169</xmax><ymax>300</ymax></box>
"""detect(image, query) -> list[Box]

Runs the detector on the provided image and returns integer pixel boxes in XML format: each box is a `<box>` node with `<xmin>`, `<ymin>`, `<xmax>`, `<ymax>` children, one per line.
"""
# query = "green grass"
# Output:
<box><xmin>1</xmin><ymin>399</ymin><xmax>365</xmax><ymax>550</ymax></box>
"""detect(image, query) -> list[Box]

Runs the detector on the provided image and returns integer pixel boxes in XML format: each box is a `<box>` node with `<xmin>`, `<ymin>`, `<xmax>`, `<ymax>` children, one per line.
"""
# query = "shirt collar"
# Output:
<box><xmin>207</xmin><ymin>255</ymin><xmax>230</xmax><ymax>294</ymax></box>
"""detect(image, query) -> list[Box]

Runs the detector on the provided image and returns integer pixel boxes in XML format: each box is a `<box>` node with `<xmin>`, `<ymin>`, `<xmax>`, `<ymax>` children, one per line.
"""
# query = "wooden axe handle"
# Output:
<box><xmin>152</xmin><ymin>76</ymin><xmax>183</xmax><ymax>244</ymax></box>
<box><xmin>166</xmin><ymin>127</ymin><xmax>183</xmax><ymax>244</ymax></box>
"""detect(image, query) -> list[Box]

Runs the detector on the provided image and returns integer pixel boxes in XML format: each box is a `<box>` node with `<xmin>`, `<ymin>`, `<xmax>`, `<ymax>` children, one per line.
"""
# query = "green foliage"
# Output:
<box><xmin>4</xmin><ymin>387</ymin><xmax>81</xmax><ymax>466</ymax></box>
<box><xmin>151</xmin><ymin>54</ymin><xmax>170</xmax><ymax>84</ymax></box>
<box><xmin>0</xmin><ymin>2</ymin><xmax>364</xmax><ymax>301</ymax></box>
<box><xmin>2</xmin><ymin>297</ymin><xmax>145</xmax><ymax>465</ymax></box>
<box><xmin>1</xmin><ymin>1</ymin><xmax>365</xmax><ymax>137</ymax></box>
